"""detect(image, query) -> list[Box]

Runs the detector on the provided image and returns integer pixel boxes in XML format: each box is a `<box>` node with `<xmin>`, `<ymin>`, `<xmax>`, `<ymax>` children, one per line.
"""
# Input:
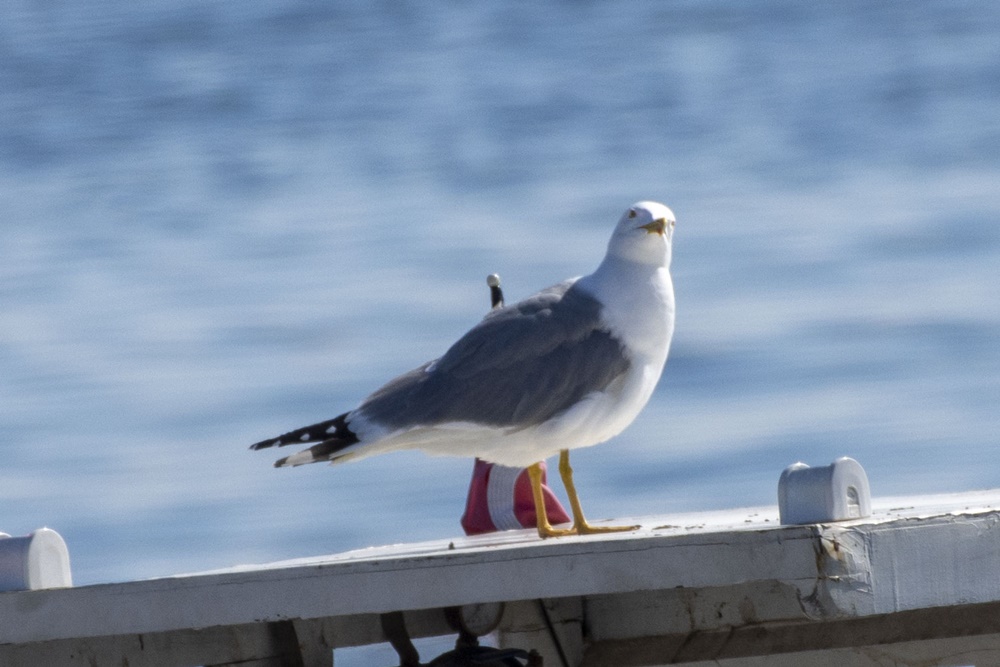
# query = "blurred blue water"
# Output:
<box><xmin>1</xmin><ymin>1</ymin><xmax>999</xmax><ymax>586</ymax></box>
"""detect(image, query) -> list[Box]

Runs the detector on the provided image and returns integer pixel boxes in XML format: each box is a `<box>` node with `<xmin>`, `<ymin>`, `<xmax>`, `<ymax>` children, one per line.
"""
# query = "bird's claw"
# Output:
<box><xmin>575</xmin><ymin>522</ymin><xmax>640</xmax><ymax>535</ymax></box>
<box><xmin>536</xmin><ymin>524</ymin><xmax>577</xmax><ymax>538</ymax></box>
<box><xmin>536</xmin><ymin>521</ymin><xmax>640</xmax><ymax>538</ymax></box>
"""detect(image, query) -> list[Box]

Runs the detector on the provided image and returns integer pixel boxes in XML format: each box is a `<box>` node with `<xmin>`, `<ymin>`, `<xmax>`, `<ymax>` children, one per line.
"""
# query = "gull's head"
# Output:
<box><xmin>606</xmin><ymin>201</ymin><xmax>676</xmax><ymax>266</ymax></box>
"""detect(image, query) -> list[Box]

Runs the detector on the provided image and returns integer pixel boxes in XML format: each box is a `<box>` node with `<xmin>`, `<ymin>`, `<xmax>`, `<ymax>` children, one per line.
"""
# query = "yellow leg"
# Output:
<box><xmin>558</xmin><ymin>449</ymin><xmax>639</xmax><ymax>535</ymax></box>
<box><xmin>528</xmin><ymin>462</ymin><xmax>575</xmax><ymax>538</ymax></box>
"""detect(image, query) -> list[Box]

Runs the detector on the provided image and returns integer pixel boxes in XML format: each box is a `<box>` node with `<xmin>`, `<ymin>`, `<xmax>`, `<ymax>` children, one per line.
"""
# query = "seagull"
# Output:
<box><xmin>251</xmin><ymin>201</ymin><xmax>677</xmax><ymax>538</ymax></box>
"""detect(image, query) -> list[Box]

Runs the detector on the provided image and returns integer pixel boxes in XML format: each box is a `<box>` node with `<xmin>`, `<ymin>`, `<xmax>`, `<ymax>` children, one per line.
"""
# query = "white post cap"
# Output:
<box><xmin>778</xmin><ymin>457</ymin><xmax>872</xmax><ymax>525</ymax></box>
<box><xmin>0</xmin><ymin>527</ymin><xmax>73</xmax><ymax>592</ymax></box>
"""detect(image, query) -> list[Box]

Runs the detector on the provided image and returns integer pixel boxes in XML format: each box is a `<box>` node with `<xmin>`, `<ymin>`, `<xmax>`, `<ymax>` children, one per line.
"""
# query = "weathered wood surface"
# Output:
<box><xmin>3</xmin><ymin>490</ymin><xmax>1000</xmax><ymax>666</ymax></box>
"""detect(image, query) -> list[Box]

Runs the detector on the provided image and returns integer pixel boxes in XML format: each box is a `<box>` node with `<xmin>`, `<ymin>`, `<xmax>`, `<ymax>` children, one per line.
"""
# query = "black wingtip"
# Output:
<box><xmin>249</xmin><ymin>438</ymin><xmax>278</xmax><ymax>451</ymax></box>
<box><xmin>250</xmin><ymin>412</ymin><xmax>359</xmax><ymax>455</ymax></box>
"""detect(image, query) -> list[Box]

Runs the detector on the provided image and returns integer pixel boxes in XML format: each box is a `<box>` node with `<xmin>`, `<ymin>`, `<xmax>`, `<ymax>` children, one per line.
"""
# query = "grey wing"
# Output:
<box><xmin>356</xmin><ymin>281</ymin><xmax>631</xmax><ymax>430</ymax></box>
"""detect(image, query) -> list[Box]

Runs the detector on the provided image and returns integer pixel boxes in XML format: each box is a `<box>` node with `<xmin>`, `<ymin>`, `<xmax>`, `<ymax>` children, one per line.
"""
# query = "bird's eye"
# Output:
<box><xmin>628</xmin><ymin>209</ymin><xmax>637</xmax><ymax>219</ymax></box>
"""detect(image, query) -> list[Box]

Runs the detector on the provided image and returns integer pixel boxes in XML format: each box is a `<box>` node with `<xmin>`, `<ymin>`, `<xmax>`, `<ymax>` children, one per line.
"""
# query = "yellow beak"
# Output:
<box><xmin>639</xmin><ymin>218</ymin><xmax>668</xmax><ymax>236</ymax></box>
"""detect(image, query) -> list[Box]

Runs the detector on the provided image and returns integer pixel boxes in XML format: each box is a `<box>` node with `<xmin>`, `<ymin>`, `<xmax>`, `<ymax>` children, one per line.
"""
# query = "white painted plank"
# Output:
<box><xmin>0</xmin><ymin>510</ymin><xmax>821</xmax><ymax>645</ymax></box>
<box><xmin>3</xmin><ymin>488</ymin><xmax>1000</xmax><ymax>659</ymax></box>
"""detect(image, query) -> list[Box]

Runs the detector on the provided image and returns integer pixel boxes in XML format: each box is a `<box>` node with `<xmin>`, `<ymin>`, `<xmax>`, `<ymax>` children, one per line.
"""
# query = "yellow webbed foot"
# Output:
<box><xmin>528</xmin><ymin>454</ymin><xmax>641</xmax><ymax>538</ymax></box>
<box><xmin>573</xmin><ymin>520</ymin><xmax>640</xmax><ymax>535</ymax></box>
<box><xmin>527</xmin><ymin>462</ymin><xmax>575</xmax><ymax>539</ymax></box>
<box><xmin>536</xmin><ymin>523</ymin><xmax>577</xmax><ymax>538</ymax></box>
<box><xmin>558</xmin><ymin>450</ymin><xmax>639</xmax><ymax>536</ymax></box>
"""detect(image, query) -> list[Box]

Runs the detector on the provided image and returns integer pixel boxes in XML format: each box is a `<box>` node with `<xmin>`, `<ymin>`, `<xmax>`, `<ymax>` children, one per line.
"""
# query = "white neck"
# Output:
<box><xmin>604</xmin><ymin>231</ymin><xmax>672</xmax><ymax>268</ymax></box>
<box><xmin>577</xmin><ymin>253</ymin><xmax>675</xmax><ymax>361</ymax></box>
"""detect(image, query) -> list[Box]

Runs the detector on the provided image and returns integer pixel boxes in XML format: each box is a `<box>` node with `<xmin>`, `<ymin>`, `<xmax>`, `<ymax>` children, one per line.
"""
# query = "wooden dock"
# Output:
<box><xmin>4</xmin><ymin>490</ymin><xmax>1000</xmax><ymax>666</ymax></box>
